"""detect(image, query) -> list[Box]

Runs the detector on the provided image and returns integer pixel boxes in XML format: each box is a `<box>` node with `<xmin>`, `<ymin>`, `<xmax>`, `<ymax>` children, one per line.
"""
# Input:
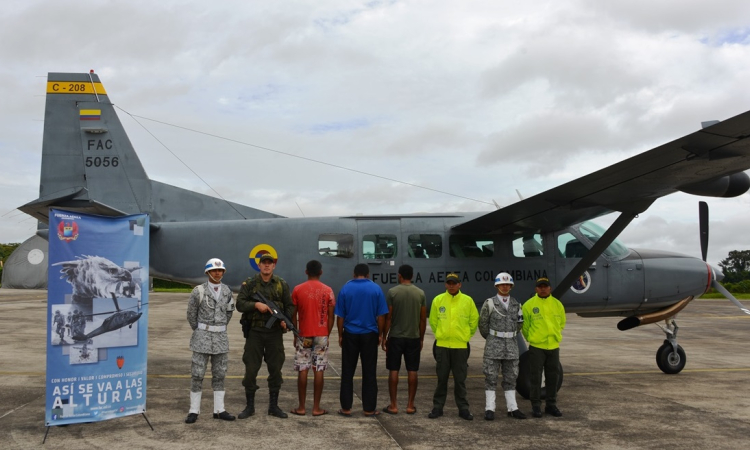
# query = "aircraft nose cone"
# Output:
<box><xmin>711</xmin><ymin>264</ymin><xmax>725</xmax><ymax>283</ymax></box>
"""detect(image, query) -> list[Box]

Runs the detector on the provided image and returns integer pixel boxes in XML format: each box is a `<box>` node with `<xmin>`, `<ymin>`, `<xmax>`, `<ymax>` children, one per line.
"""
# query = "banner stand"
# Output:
<box><xmin>43</xmin><ymin>412</ymin><xmax>153</xmax><ymax>444</ymax></box>
<box><xmin>44</xmin><ymin>210</ymin><xmax>151</xmax><ymax>441</ymax></box>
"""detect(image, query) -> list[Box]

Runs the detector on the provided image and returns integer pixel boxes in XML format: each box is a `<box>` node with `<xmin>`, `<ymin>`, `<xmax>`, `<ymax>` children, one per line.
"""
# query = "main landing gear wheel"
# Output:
<box><xmin>516</xmin><ymin>351</ymin><xmax>564</xmax><ymax>400</ymax></box>
<box><xmin>656</xmin><ymin>340</ymin><xmax>686</xmax><ymax>374</ymax></box>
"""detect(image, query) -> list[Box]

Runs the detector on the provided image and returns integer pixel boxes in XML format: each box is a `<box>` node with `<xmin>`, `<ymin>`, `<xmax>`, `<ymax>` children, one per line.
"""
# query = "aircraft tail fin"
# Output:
<box><xmin>20</xmin><ymin>72</ymin><xmax>281</xmax><ymax>223</ymax></box>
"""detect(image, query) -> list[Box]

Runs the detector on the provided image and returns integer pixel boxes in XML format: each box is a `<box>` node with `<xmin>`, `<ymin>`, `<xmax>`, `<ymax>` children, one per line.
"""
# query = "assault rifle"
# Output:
<box><xmin>254</xmin><ymin>291</ymin><xmax>299</xmax><ymax>337</ymax></box>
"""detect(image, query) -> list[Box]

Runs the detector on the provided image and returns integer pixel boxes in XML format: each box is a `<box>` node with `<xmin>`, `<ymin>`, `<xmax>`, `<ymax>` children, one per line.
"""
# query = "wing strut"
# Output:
<box><xmin>551</xmin><ymin>205</ymin><xmax>651</xmax><ymax>299</ymax></box>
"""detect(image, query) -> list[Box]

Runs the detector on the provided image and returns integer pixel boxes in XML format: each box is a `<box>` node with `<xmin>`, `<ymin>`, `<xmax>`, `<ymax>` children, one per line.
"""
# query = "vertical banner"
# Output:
<box><xmin>45</xmin><ymin>209</ymin><xmax>149</xmax><ymax>426</ymax></box>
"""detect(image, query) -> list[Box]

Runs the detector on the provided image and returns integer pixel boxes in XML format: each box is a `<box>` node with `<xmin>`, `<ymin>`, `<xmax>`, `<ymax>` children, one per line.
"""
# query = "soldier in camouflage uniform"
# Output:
<box><xmin>185</xmin><ymin>258</ymin><xmax>235</xmax><ymax>424</ymax></box>
<box><xmin>478</xmin><ymin>272</ymin><xmax>526</xmax><ymax>420</ymax></box>
<box><xmin>236</xmin><ymin>253</ymin><xmax>294</xmax><ymax>419</ymax></box>
<box><xmin>53</xmin><ymin>310</ymin><xmax>65</xmax><ymax>341</ymax></box>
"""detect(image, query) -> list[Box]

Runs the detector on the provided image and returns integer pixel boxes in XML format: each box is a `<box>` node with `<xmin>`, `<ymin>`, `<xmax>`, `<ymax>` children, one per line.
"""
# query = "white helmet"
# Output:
<box><xmin>204</xmin><ymin>258</ymin><xmax>226</xmax><ymax>273</ymax></box>
<box><xmin>494</xmin><ymin>272</ymin><xmax>514</xmax><ymax>286</ymax></box>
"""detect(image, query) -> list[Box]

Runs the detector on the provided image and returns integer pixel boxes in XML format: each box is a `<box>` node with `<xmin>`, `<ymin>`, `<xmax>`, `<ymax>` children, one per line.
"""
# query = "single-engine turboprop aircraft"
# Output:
<box><xmin>20</xmin><ymin>72</ymin><xmax>750</xmax><ymax>398</ymax></box>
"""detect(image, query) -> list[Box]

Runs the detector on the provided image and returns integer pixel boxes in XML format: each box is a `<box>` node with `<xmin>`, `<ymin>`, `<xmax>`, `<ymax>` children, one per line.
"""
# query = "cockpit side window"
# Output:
<box><xmin>512</xmin><ymin>234</ymin><xmax>543</xmax><ymax>258</ymax></box>
<box><xmin>558</xmin><ymin>233</ymin><xmax>586</xmax><ymax>258</ymax></box>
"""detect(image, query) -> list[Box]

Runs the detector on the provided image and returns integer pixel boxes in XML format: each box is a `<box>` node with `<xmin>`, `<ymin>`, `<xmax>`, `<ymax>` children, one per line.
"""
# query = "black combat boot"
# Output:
<box><xmin>237</xmin><ymin>392</ymin><xmax>255</xmax><ymax>419</ymax></box>
<box><xmin>268</xmin><ymin>391</ymin><xmax>288</xmax><ymax>418</ymax></box>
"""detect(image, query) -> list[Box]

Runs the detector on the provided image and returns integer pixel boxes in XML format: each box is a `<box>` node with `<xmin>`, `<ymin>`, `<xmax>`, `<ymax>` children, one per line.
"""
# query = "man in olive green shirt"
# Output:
<box><xmin>236</xmin><ymin>254</ymin><xmax>294</xmax><ymax>420</ymax></box>
<box><xmin>522</xmin><ymin>277</ymin><xmax>566</xmax><ymax>418</ymax></box>
<box><xmin>381</xmin><ymin>265</ymin><xmax>426</xmax><ymax>415</ymax></box>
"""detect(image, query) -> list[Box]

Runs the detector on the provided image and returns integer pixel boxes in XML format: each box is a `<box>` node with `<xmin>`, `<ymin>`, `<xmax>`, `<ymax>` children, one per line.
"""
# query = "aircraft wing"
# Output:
<box><xmin>453</xmin><ymin>110</ymin><xmax>750</xmax><ymax>234</ymax></box>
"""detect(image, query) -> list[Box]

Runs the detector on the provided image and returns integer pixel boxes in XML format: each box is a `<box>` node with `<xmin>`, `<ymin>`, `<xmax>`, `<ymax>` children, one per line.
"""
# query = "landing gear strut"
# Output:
<box><xmin>655</xmin><ymin>318</ymin><xmax>686</xmax><ymax>374</ymax></box>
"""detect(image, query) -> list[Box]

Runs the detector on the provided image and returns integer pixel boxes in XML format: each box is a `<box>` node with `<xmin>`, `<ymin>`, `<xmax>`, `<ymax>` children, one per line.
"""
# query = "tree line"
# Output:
<box><xmin>0</xmin><ymin>243</ymin><xmax>21</xmax><ymax>285</ymax></box>
<box><xmin>718</xmin><ymin>250</ymin><xmax>750</xmax><ymax>293</ymax></box>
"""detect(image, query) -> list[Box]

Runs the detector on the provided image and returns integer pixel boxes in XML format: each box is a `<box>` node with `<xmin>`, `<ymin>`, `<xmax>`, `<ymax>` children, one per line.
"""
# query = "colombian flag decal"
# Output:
<box><xmin>79</xmin><ymin>109</ymin><xmax>101</xmax><ymax>120</ymax></box>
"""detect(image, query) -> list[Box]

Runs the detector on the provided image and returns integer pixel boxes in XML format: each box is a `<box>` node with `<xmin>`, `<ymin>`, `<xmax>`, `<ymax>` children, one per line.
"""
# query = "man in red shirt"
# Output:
<box><xmin>290</xmin><ymin>260</ymin><xmax>336</xmax><ymax>416</ymax></box>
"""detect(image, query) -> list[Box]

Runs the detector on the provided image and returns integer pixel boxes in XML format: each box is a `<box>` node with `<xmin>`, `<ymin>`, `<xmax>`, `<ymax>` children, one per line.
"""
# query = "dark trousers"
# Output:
<box><xmin>433</xmin><ymin>346</ymin><xmax>470</xmax><ymax>411</ymax></box>
<box><xmin>242</xmin><ymin>328</ymin><xmax>285</xmax><ymax>394</ymax></box>
<box><xmin>340</xmin><ymin>331</ymin><xmax>379</xmax><ymax>412</ymax></box>
<box><xmin>528</xmin><ymin>345</ymin><xmax>560</xmax><ymax>408</ymax></box>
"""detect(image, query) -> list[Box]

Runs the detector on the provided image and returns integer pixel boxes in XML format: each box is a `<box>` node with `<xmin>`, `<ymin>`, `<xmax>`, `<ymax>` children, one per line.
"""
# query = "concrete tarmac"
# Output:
<box><xmin>1</xmin><ymin>289</ymin><xmax>750</xmax><ymax>449</ymax></box>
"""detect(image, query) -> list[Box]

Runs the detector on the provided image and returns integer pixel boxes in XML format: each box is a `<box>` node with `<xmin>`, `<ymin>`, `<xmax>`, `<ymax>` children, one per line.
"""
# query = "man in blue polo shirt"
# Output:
<box><xmin>335</xmin><ymin>263</ymin><xmax>389</xmax><ymax>417</ymax></box>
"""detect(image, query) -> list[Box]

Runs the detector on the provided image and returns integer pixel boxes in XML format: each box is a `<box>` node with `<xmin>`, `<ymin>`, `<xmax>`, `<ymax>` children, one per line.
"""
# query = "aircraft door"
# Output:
<box><xmin>555</xmin><ymin>230</ymin><xmax>609</xmax><ymax>312</ymax></box>
<box><xmin>356</xmin><ymin>219</ymin><xmax>402</xmax><ymax>289</ymax></box>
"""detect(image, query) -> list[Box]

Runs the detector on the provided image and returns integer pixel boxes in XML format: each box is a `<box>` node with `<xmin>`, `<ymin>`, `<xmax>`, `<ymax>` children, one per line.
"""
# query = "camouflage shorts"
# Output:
<box><xmin>293</xmin><ymin>336</ymin><xmax>329</xmax><ymax>372</ymax></box>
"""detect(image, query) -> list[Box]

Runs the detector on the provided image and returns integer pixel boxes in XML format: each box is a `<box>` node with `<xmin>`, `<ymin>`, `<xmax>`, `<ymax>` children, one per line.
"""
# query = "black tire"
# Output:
<box><xmin>656</xmin><ymin>342</ymin><xmax>686</xmax><ymax>374</ymax></box>
<box><xmin>516</xmin><ymin>351</ymin><xmax>564</xmax><ymax>400</ymax></box>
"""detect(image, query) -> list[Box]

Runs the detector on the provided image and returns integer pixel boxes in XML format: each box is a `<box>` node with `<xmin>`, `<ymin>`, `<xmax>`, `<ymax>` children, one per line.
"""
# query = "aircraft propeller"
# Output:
<box><xmin>699</xmin><ymin>201</ymin><xmax>750</xmax><ymax>315</ymax></box>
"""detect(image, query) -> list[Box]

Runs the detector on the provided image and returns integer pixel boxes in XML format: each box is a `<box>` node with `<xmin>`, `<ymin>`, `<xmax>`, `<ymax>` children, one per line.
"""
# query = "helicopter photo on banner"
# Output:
<box><xmin>45</xmin><ymin>209</ymin><xmax>149</xmax><ymax>427</ymax></box>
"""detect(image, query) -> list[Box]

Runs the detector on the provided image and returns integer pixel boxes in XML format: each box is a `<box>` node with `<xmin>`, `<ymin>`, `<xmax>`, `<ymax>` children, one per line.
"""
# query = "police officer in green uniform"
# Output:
<box><xmin>236</xmin><ymin>254</ymin><xmax>294</xmax><ymax>419</ymax></box>
<box><xmin>522</xmin><ymin>277</ymin><xmax>566</xmax><ymax>418</ymax></box>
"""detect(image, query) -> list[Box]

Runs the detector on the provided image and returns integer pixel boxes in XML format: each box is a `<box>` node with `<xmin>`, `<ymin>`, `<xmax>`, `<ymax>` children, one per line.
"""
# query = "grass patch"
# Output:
<box><xmin>152</xmin><ymin>278</ymin><xmax>193</xmax><ymax>293</ymax></box>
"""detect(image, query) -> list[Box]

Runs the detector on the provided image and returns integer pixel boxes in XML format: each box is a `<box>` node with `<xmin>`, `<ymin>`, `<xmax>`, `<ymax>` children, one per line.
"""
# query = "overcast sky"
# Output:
<box><xmin>1</xmin><ymin>0</ymin><xmax>749</xmax><ymax>267</ymax></box>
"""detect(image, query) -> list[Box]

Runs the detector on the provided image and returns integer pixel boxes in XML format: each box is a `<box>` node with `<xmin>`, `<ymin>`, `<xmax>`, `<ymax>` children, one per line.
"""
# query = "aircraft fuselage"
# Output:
<box><xmin>150</xmin><ymin>214</ymin><xmax>711</xmax><ymax>317</ymax></box>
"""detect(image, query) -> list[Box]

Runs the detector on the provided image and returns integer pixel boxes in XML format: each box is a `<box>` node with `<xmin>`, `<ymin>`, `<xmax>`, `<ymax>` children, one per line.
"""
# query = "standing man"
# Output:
<box><xmin>381</xmin><ymin>264</ymin><xmax>426</xmax><ymax>415</ymax></box>
<box><xmin>185</xmin><ymin>258</ymin><xmax>235</xmax><ymax>424</ymax></box>
<box><xmin>53</xmin><ymin>310</ymin><xmax>65</xmax><ymax>342</ymax></box>
<box><xmin>289</xmin><ymin>260</ymin><xmax>335</xmax><ymax>417</ymax></box>
<box><xmin>236</xmin><ymin>253</ymin><xmax>294</xmax><ymax>420</ymax></box>
<box><xmin>428</xmin><ymin>273</ymin><xmax>478</xmax><ymax>420</ymax></box>
<box><xmin>335</xmin><ymin>263</ymin><xmax>389</xmax><ymax>417</ymax></box>
<box><xmin>66</xmin><ymin>310</ymin><xmax>73</xmax><ymax>337</ymax></box>
<box><xmin>522</xmin><ymin>277</ymin><xmax>566</xmax><ymax>418</ymax></box>
<box><xmin>478</xmin><ymin>272</ymin><xmax>526</xmax><ymax>421</ymax></box>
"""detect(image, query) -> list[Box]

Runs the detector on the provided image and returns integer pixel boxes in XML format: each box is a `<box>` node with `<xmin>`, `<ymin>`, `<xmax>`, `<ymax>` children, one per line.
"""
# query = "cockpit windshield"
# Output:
<box><xmin>576</xmin><ymin>221</ymin><xmax>630</xmax><ymax>260</ymax></box>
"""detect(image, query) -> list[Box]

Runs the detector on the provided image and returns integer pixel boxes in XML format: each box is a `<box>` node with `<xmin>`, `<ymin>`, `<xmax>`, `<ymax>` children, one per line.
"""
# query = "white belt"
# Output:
<box><xmin>198</xmin><ymin>323</ymin><xmax>226</xmax><ymax>332</ymax></box>
<box><xmin>489</xmin><ymin>329</ymin><xmax>516</xmax><ymax>338</ymax></box>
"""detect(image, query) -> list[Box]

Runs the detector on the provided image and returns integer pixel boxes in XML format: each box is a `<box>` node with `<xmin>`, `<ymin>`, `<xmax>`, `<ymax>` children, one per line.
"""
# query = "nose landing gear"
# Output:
<box><xmin>655</xmin><ymin>318</ymin><xmax>686</xmax><ymax>374</ymax></box>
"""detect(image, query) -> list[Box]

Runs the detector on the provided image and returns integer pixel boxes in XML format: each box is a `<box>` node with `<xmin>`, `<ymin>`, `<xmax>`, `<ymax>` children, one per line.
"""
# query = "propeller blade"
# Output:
<box><xmin>712</xmin><ymin>280</ymin><xmax>750</xmax><ymax>315</ymax></box>
<box><xmin>699</xmin><ymin>201</ymin><xmax>709</xmax><ymax>262</ymax></box>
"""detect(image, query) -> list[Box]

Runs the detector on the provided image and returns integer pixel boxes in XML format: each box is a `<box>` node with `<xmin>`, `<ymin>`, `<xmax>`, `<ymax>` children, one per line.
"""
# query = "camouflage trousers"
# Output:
<box><xmin>483</xmin><ymin>357</ymin><xmax>518</xmax><ymax>391</ymax></box>
<box><xmin>191</xmin><ymin>352</ymin><xmax>228</xmax><ymax>392</ymax></box>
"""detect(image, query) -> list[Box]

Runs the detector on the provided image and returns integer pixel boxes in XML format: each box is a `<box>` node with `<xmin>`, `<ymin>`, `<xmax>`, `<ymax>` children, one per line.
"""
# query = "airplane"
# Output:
<box><xmin>19</xmin><ymin>71</ymin><xmax>750</xmax><ymax>398</ymax></box>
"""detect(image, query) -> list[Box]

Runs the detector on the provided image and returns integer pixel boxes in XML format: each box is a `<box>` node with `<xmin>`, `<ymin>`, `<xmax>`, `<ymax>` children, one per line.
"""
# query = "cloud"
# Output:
<box><xmin>2</xmin><ymin>0</ymin><xmax>750</xmax><ymax>269</ymax></box>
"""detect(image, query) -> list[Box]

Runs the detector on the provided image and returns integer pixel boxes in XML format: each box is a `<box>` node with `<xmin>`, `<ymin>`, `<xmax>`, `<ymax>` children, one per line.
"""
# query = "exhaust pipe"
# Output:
<box><xmin>617</xmin><ymin>297</ymin><xmax>693</xmax><ymax>331</ymax></box>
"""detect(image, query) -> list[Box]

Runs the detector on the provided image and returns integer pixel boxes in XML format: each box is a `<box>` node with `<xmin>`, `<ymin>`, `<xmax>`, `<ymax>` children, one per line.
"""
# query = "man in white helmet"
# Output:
<box><xmin>478</xmin><ymin>272</ymin><xmax>526</xmax><ymax>420</ymax></box>
<box><xmin>185</xmin><ymin>258</ymin><xmax>236</xmax><ymax>424</ymax></box>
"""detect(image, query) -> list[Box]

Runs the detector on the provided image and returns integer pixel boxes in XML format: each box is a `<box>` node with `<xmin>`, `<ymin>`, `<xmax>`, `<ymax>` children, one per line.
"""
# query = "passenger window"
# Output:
<box><xmin>407</xmin><ymin>234</ymin><xmax>442</xmax><ymax>258</ymax></box>
<box><xmin>449</xmin><ymin>235</ymin><xmax>493</xmax><ymax>258</ymax></box>
<box><xmin>363</xmin><ymin>234</ymin><xmax>397</xmax><ymax>260</ymax></box>
<box><xmin>558</xmin><ymin>233</ymin><xmax>587</xmax><ymax>258</ymax></box>
<box><xmin>318</xmin><ymin>234</ymin><xmax>354</xmax><ymax>258</ymax></box>
<box><xmin>513</xmin><ymin>234</ymin><xmax>544</xmax><ymax>257</ymax></box>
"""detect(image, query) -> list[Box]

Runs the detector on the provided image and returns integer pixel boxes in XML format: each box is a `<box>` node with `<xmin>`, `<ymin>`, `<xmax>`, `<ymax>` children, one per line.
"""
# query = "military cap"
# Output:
<box><xmin>446</xmin><ymin>273</ymin><xmax>460</xmax><ymax>283</ymax></box>
<box><xmin>259</xmin><ymin>254</ymin><xmax>276</xmax><ymax>263</ymax></box>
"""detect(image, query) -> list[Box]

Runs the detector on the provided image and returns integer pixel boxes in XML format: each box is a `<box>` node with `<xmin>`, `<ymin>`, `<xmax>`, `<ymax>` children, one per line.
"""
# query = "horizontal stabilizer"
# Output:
<box><xmin>19</xmin><ymin>187</ymin><xmax>127</xmax><ymax>222</ymax></box>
